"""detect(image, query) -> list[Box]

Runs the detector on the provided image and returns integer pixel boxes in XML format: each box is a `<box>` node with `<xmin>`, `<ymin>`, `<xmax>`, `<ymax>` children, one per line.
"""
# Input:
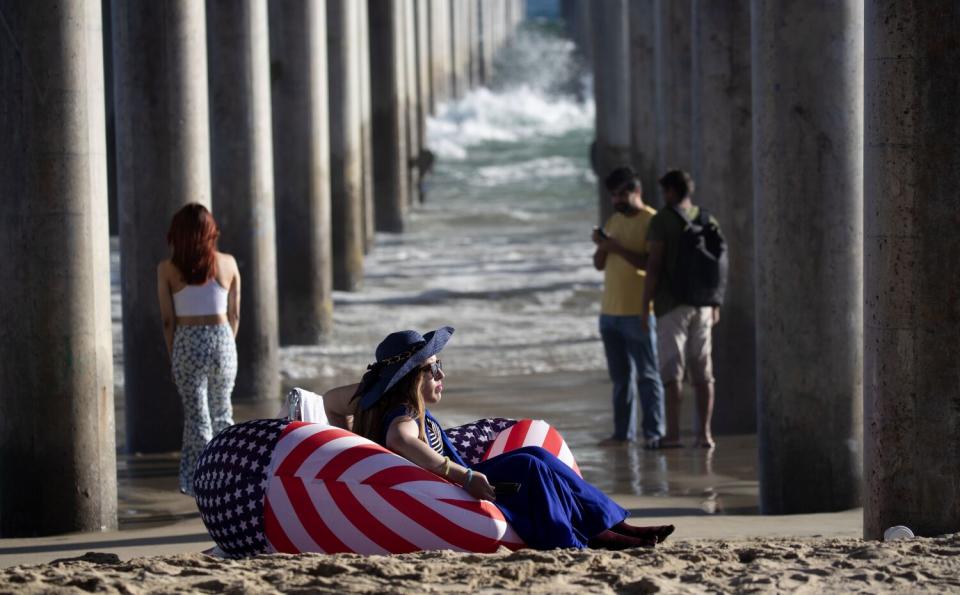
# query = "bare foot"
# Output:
<box><xmin>588</xmin><ymin>529</ymin><xmax>657</xmax><ymax>550</ymax></box>
<box><xmin>612</xmin><ymin>522</ymin><xmax>676</xmax><ymax>543</ymax></box>
<box><xmin>694</xmin><ymin>436</ymin><xmax>716</xmax><ymax>449</ymax></box>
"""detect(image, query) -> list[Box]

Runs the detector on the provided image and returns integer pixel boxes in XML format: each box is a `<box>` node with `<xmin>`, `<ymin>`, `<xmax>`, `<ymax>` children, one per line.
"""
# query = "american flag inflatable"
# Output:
<box><xmin>196</xmin><ymin>418</ymin><xmax>580</xmax><ymax>556</ymax></box>
<box><xmin>481</xmin><ymin>419</ymin><xmax>582</xmax><ymax>477</ymax></box>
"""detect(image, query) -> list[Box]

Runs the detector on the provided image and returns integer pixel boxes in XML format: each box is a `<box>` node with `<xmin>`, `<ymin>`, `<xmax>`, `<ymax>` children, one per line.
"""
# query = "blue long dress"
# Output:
<box><xmin>381</xmin><ymin>408</ymin><xmax>628</xmax><ymax>549</ymax></box>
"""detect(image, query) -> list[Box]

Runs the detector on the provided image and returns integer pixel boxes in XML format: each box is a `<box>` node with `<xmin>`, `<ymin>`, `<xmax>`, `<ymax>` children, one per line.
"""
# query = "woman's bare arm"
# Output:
<box><xmin>226</xmin><ymin>255</ymin><xmax>240</xmax><ymax>337</ymax></box>
<box><xmin>157</xmin><ymin>263</ymin><xmax>176</xmax><ymax>358</ymax></box>
<box><xmin>323</xmin><ymin>383</ymin><xmax>359</xmax><ymax>430</ymax></box>
<box><xmin>386</xmin><ymin>417</ymin><xmax>496</xmax><ymax>501</ymax></box>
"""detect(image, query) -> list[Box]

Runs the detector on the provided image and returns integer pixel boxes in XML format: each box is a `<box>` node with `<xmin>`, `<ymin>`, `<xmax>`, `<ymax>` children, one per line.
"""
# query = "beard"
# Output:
<box><xmin>613</xmin><ymin>202</ymin><xmax>638</xmax><ymax>215</ymax></box>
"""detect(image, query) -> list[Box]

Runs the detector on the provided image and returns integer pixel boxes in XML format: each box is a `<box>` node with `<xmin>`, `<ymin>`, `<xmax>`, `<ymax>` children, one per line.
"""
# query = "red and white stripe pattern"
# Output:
<box><xmin>481</xmin><ymin>419</ymin><xmax>582</xmax><ymax>477</ymax></box>
<box><xmin>263</xmin><ymin>422</ymin><xmax>525</xmax><ymax>554</ymax></box>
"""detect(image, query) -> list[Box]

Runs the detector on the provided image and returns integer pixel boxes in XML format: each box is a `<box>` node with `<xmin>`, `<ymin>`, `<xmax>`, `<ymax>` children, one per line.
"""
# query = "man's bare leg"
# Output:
<box><xmin>694</xmin><ymin>381</ymin><xmax>715</xmax><ymax>448</ymax></box>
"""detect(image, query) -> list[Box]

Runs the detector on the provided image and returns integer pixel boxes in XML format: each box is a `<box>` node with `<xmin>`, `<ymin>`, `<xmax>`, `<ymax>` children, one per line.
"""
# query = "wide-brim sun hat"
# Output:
<box><xmin>357</xmin><ymin>326</ymin><xmax>454</xmax><ymax>410</ymax></box>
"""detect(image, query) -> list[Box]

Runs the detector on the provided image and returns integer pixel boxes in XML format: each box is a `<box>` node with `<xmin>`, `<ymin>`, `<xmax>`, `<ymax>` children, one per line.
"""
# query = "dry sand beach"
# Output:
<box><xmin>3</xmin><ymin>535</ymin><xmax>960</xmax><ymax>593</ymax></box>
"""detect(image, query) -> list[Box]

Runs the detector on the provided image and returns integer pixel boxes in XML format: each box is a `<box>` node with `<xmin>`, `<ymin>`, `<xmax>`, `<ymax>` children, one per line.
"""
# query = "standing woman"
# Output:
<box><xmin>157</xmin><ymin>203</ymin><xmax>240</xmax><ymax>496</ymax></box>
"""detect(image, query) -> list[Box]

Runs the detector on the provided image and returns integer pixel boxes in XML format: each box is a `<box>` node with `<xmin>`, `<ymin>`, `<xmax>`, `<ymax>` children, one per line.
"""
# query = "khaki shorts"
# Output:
<box><xmin>657</xmin><ymin>305</ymin><xmax>715</xmax><ymax>385</ymax></box>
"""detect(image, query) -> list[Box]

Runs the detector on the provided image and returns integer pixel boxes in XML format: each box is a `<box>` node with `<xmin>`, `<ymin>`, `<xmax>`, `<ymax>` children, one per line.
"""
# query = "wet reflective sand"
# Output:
<box><xmin>113</xmin><ymin>370</ymin><xmax>759</xmax><ymax>532</ymax></box>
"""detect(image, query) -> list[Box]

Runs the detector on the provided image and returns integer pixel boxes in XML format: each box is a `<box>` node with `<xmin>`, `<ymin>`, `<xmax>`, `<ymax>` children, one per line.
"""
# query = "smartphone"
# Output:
<box><xmin>593</xmin><ymin>226</ymin><xmax>609</xmax><ymax>240</ymax></box>
<box><xmin>493</xmin><ymin>482</ymin><xmax>521</xmax><ymax>495</ymax></box>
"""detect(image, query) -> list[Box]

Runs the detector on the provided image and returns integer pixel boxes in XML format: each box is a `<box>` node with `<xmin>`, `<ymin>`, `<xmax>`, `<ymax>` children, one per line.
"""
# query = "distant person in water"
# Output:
<box><xmin>413</xmin><ymin>148</ymin><xmax>436</xmax><ymax>201</ymax></box>
<box><xmin>321</xmin><ymin>327</ymin><xmax>675</xmax><ymax>550</ymax></box>
<box><xmin>641</xmin><ymin>170</ymin><xmax>727</xmax><ymax>449</ymax></box>
<box><xmin>157</xmin><ymin>204</ymin><xmax>240</xmax><ymax>496</ymax></box>
<box><xmin>592</xmin><ymin>166</ymin><xmax>665</xmax><ymax>449</ymax></box>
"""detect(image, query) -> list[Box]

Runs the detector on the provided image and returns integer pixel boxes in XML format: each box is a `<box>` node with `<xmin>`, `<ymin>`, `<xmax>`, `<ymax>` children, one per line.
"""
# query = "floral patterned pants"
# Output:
<box><xmin>172</xmin><ymin>324</ymin><xmax>237</xmax><ymax>496</ymax></box>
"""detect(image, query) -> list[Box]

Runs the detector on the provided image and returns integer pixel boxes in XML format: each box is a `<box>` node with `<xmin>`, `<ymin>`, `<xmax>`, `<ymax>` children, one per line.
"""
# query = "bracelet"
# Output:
<box><xmin>464</xmin><ymin>468</ymin><xmax>474</xmax><ymax>488</ymax></box>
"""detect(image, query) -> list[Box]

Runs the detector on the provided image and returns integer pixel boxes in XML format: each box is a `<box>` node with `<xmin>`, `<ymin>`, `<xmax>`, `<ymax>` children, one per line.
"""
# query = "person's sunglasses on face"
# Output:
<box><xmin>420</xmin><ymin>359</ymin><xmax>443</xmax><ymax>380</ymax></box>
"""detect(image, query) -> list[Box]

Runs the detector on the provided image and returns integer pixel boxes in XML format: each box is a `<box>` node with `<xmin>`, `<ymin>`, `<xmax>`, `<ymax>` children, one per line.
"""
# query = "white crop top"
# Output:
<box><xmin>172</xmin><ymin>278</ymin><xmax>228</xmax><ymax>316</ymax></box>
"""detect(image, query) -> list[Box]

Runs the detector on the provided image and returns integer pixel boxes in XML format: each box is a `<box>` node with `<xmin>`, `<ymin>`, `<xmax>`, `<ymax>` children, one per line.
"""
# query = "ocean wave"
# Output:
<box><xmin>427</xmin><ymin>86</ymin><xmax>594</xmax><ymax>160</ymax></box>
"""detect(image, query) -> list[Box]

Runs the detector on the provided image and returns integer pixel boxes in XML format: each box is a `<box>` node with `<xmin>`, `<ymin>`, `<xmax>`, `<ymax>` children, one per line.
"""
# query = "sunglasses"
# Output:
<box><xmin>419</xmin><ymin>359</ymin><xmax>443</xmax><ymax>380</ymax></box>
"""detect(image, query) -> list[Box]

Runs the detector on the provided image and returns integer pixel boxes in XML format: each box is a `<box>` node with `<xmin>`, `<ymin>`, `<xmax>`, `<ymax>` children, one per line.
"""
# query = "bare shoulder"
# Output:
<box><xmin>215</xmin><ymin>252</ymin><xmax>240</xmax><ymax>285</ymax></box>
<box><xmin>217</xmin><ymin>251</ymin><xmax>238</xmax><ymax>271</ymax></box>
<box><xmin>324</xmin><ymin>383</ymin><xmax>360</xmax><ymax>416</ymax></box>
<box><xmin>157</xmin><ymin>259</ymin><xmax>173</xmax><ymax>279</ymax></box>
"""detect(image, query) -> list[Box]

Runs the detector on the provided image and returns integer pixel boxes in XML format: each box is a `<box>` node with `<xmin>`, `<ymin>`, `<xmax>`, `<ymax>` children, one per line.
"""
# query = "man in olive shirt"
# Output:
<box><xmin>641</xmin><ymin>170</ymin><xmax>719</xmax><ymax>449</ymax></box>
<box><xmin>592</xmin><ymin>167</ymin><xmax>665</xmax><ymax>448</ymax></box>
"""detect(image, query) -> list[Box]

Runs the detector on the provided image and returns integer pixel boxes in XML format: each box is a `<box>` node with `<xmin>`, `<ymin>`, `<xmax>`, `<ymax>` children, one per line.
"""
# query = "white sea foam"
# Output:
<box><xmin>428</xmin><ymin>86</ymin><xmax>594</xmax><ymax>161</ymax></box>
<box><xmin>426</xmin><ymin>26</ymin><xmax>594</xmax><ymax>161</ymax></box>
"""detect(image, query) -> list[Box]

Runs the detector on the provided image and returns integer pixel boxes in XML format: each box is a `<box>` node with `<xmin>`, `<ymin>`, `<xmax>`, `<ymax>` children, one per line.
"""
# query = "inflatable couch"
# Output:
<box><xmin>194</xmin><ymin>390</ymin><xmax>580</xmax><ymax>558</ymax></box>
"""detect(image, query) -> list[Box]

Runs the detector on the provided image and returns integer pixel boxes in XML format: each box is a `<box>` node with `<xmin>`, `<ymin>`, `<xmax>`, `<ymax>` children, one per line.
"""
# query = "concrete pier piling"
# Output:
<box><xmin>207</xmin><ymin>0</ymin><xmax>280</xmax><ymax>403</ymax></box>
<box><xmin>357</xmin><ymin>0</ymin><xmax>376</xmax><ymax>252</ymax></box>
<box><xmin>479</xmin><ymin>0</ymin><xmax>495</xmax><ymax>83</ymax></box>
<box><xmin>591</xmin><ymin>0</ymin><xmax>631</xmax><ymax>222</ymax></box>
<box><xmin>753</xmin><ymin>0</ymin><xmax>864</xmax><ymax>514</ymax></box>
<box><xmin>628</xmin><ymin>0</ymin><xmax>658</xmax><ymax>205</ymax></box>
<box><xmin>113</xmin><ymin>0</ymin><xmax>212</xmax><ymax>452</ymax></box>
<box><xmin>468</xmin><ymin>0</ymin><xmax>482</xmax><ymax>87</ymax></box>
<box><xmin>691</xmin><ymin>0</ymin><xmax>755</xmax><ymax>435</ymax></box>
<box><xmin>402</xmin><ymin>0</ymin><xmax>421</xmax><ymax>205</ymax></box>
<box><xmin>429</xmin><ymin>0</ymin><xmax>452</xmax><ymax>108</ymax></box>
<box><xmin>864</xmin><ymin>1</ymin><xmax>960</xmax><ymax>539</ymax></box>
<box><xmin>369</xmin><ymin>0</ymin><xmax>410</xmax><ymax>232</ymax></box>
<box><xmin>0</xmin><ymin>0</ymin><xmax>117</xmax><ymax>536</ymax></box>
<box><xmin>269</xmin><ymin>0</ymin><xmax>334</xmax><ymax>344</ymax></box>
<box><xmin>653</xmin><ymin>0</ymin><xmax>692</xmax><ymax>174</ymax></box>
<box><xmin>415</xmin><ymin>0</ymin><xmax>433</xmax><ymax>168</ymax></box>
<box><xmin>328</xmin><ymin>0</ymin><xmax>366</xmax><ymax>291</ymax></box>
<box><xmin>450</xmin><ymin>0</ymin><xmax>468</xmax><ymax>99</ymax></box>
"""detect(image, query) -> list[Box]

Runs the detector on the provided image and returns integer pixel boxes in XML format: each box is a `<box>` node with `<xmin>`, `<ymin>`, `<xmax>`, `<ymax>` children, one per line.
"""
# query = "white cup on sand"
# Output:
<box><xmin>883</xmin><ymin>525</ymin><xmax>915</xmax><ymax>541</ymax></box>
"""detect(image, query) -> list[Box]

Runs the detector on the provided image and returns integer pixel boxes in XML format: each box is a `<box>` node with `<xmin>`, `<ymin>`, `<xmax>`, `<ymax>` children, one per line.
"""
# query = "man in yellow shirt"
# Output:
<box><xmin>592</xmin><ymin>167</ymin><xmax>665</xmax><ymax>448</ymax></box>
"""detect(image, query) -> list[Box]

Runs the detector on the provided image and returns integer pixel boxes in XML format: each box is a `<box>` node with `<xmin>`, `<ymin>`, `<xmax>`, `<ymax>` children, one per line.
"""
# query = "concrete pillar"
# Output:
<box><xmin>113</xmin><ymin>0</ymin><xmax>212</xmax><ymax>452</ymax></box>
<box><xmin>269</xmin><ymin>0</ymin><xmax>334</xmax><ymax>344</ymax></box>
<box><xmin>357</xmin><ymin>0</ymin><xmax>376</xmax><ymax>252</ymax></box>
<box><xmin>415</xmin><ymin>0</ymin><xmax>433</xmax><ymax>141</ymax></box>
<box><xmin>0</xmin><ymin>0</ymin><xmax>117</xmax><ymax>536</ymax></box>
<box><xmin>478</xmin><ymin>0</ymin><xmax>495</xmax><ymax>84</ymax></box>
<box><xmin>403</xmin><ymin>0</ymin><xmax>421</xmax><ymax>205</ymax></box>
<box><xmin>430</xmin><ymin>0</ymin><xmax>451</xmax><ymax>106</ymax></box>
<box><xmin>691</xmin><ymin>0</ymin><xmax>754</xmax><ymax>435</ymax></box>
<box><xmin>369</xmin><ymin>0</ymin><xmax>410</xmax><ymax>232</ymax></box>
<box><xmin>864</xmin><ymin>1</ymin><xmax>960</xmax><ymax>539</ymax></box>
<box><xmin>753</xmin><ymin>0</ymin><xmax>863</xmax><ymax>514</ymax></box>
<box><xmin>654</xmin><ymin>0</ymin><xmax>692</xmax><ymax>174</ymax></box>
<box><xmin>207</xmin><ymin>0</ymin><xmax>280</xmax><ymax>404</ymax></box>
<box><xmin>591</xmin><ymin>0</ymin><xmax>631</xmax><ymax>223</ymax></box>
<box><xmin>449</xmin><ymin>0</ymin><xmax>465</xmax><ymax>98</ymax></box>
<box><xmin>468</xmin><ymin>0</ymin><xmax>482</xmax><ymax>87</ymax></box>
<box><xmin>493</xmin><ymin>0</ymin><xmax>504</xmax><ymax>54</ymax></box>
<box><xmin>327</xmin><ymin>0</ymin><xmax>365</xmax><ymax>291</ymax></box>
<box><xmin>628</xmin><ymin>0</ymin><xmax>658</xmax><ymax>205</ymax></box>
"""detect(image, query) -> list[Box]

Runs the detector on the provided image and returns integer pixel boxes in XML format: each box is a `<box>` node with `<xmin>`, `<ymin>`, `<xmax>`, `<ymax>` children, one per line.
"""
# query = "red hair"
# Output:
<box><xmin>167</xmin><ymin>203</ymin><xmax>219</xmax><ymax>284</ymax></box>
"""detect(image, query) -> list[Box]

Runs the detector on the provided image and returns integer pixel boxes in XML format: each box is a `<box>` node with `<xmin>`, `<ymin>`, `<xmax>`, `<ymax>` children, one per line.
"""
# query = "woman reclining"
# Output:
<box><xmin>323</xmin><ymin>326</ymin><xmax>675</xmax><ymax>550</ymax></box>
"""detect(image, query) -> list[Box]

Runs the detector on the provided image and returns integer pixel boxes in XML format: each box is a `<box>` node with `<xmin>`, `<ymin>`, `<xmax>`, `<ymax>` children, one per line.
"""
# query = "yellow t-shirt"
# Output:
<box><xmin>601</xmin><ymin>207</ymin><xmax>656</xmax><ymax>316</ymax></box>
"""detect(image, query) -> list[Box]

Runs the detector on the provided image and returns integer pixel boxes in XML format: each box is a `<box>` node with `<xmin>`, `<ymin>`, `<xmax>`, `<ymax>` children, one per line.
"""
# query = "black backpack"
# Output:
<box><xmin>669</xmin><ymin>206</ymin><xmax>728</xmax><ymax>307</ymax></box>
